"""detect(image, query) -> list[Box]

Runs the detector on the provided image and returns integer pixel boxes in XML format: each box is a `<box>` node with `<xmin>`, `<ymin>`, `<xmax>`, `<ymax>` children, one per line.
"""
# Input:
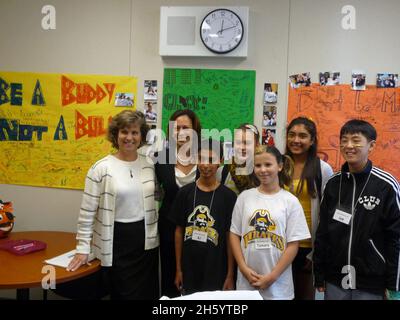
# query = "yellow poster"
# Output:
<box><xmin>0</xmin><ymin>71</ymin><xmax>137</xmax><ymax>189</ymax></box>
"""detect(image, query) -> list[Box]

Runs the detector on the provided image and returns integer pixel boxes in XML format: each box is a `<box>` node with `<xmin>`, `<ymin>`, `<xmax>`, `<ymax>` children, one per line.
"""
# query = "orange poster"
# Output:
<box><xmin>287</xmin><ymin>84</ymin><xmax>400</xmax><ymax>180</ymax></box>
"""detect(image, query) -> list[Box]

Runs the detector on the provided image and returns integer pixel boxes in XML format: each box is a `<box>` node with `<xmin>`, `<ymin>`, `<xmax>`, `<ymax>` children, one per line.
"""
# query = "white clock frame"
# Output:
<box><xmin>159</xmin><ymin>6</ymin><xmax>249</xmax><ymax>57</ymax></box>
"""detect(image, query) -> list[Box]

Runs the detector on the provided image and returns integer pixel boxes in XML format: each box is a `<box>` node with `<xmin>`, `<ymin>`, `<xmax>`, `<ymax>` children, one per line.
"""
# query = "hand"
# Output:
<box><xmin>242</xmin><ymin>266</ymin><xmax>262</xmax><ymax>284</ymax></box>
<box><xmin>174</xmin><ymin>270</ymin><xmax>184</xmax><ymax>293</ymax></box>
<box><xmin>66</xmin><ymin>253</ymin><xmax>89</xmax><ymax>272</ymax></box>
<box><xmin>223</xmin><ymin>275</ymin><xmax>235</xmax><ymax>290</ymax></box>
<box><xmin>251</xmin><ymin>273</ymin><xmax>277</xmax><ymax>290</ymax></box>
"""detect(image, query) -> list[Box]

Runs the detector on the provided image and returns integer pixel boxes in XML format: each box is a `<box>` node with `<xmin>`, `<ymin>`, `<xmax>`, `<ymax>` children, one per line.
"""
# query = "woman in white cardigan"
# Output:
<box><xmin>67</xmin><ymin>110</ymin><xmax>159</xmax><ymax>300</ymax></box>
<box><xmin>284</xmin><ymin>117</ymin><xmax>333</xmax><ymax>300</ymax></box>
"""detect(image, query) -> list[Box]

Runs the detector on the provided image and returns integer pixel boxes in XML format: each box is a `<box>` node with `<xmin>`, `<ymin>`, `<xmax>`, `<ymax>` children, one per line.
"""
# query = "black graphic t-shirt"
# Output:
<box><xmin>169</xmin><ymin>182</ymin><xmax>237</xmax><ymax>294</ymax></box>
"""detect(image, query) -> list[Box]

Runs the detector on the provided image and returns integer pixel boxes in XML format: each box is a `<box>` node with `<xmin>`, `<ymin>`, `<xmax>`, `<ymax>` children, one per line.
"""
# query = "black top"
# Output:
<box><xmin>169</xmin><ymin>182</ymin><xmax>237</xmax><ymax>294</ymax></box>
<box><xmin>154</xmin><ymin>148</ymin><xmax>199</xmax><ymax>242</ymax></box>
<box><xmin>313</xmin><ymin>160</ymin><xmax>400</xmax><ymax>292</ymax></box>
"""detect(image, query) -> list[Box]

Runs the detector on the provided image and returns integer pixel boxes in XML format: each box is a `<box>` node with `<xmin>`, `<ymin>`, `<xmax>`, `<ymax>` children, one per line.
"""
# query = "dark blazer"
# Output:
<box><xmin>154</xmin><ymin>148</ymin><xmax>199</xmax><ymax>242</ymax></box>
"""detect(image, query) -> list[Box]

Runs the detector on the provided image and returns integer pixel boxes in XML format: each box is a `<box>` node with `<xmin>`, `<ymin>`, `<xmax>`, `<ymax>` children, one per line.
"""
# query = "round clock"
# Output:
<box><xmin>200</xmin><ymin>8</ymin><xmax>244</xmax><ymax>54</ymax></box>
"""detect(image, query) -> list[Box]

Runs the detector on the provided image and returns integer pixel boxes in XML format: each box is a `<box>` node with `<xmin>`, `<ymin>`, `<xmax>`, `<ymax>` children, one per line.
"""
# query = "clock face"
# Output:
<box><xmin>200</xmin><ymin>9</ymin><xmax>244</xmax><ymax>54</ymax></box>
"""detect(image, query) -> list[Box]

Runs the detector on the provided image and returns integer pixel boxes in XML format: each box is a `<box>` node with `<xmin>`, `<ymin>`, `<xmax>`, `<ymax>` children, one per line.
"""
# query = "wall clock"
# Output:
<box><xmin>200</xmin><ymin>8</ymin><xmax>244</xmax><ymax>54</ymax></box>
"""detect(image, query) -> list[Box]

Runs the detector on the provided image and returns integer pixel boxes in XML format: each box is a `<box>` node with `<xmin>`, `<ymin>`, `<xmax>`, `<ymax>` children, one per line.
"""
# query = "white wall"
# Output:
<box><xmin>1</xmin><ymin>0</ymin><xmax>399</xmax><ymax>299</ymax></box>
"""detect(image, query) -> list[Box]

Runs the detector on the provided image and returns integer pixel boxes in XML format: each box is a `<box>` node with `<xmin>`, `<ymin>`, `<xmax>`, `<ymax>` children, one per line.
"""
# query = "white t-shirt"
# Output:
<box><xmin>109</xmin><ymin>155</ymin><xmax>145</xmax><ymax>222</ymax></box>
<box><xmin>230</xmin><ymin>188</ymin><xmax>311</xmax><ymax>300</ymax></box>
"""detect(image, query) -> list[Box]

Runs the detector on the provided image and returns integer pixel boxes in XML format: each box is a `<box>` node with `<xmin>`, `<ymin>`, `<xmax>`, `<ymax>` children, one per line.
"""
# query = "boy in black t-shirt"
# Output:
<box><xmin>169</xmin><ymin>139</ymin><xmax>237</xmax><ymax>295</ymax></box>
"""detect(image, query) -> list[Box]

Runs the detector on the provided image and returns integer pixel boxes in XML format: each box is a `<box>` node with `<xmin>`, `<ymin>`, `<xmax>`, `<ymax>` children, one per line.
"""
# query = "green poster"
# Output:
<box><xmin>162</xmin><ymin>68</ymin><xmax>255</xmax><ymax>141</ymax></box>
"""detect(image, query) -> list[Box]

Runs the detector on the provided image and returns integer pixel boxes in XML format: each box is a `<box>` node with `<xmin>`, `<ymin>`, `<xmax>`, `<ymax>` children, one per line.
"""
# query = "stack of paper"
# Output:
<box><xmin>44</xmin><ymin>249</ymin><xmax>95</xmax><ymax>268</ymax></box>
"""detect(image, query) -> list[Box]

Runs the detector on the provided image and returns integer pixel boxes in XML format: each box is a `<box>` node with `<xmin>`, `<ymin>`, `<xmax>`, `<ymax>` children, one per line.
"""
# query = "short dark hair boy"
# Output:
<box><xmin>313</xmin><ymin>119</ymin><xmax>400</xmax><ymax>300</ymax></box>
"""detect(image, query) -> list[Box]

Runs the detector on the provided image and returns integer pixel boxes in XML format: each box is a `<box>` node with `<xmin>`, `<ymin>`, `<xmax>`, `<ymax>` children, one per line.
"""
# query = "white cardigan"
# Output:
<box><xmin>75</xmin><ymin>154</ymin><xmax>159</xmax><ymax>266</ymax></box>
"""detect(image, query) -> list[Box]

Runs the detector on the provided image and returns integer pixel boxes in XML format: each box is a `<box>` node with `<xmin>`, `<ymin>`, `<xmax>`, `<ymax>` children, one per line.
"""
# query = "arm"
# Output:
<box><xmin>67</xmin><ymin>167</ymin><xmax>102</xmax><ymax>271</ymax></box>
<box><xmin>313</xmin><ymin>184</ymin><xmax>332</xmax><ymax>292</ymax></box>
<box><xmin>382</xmin><ymin>183</ymin><xmax>400</xmax><ymax>291</ymax></box>
<box><xmin>223</xmin><ymin>231</ymin><xmax>235</xmax><ymax>290</ymax></box>
<box><xmin>174</xmin><ymin>226</ymin><xmax>184</xmax><ymax>292</ymax></box>
<box><xmin>229</xmin><ymin>232</ymin><xmax>261</xmax><ymax>285</ymax></box>
<box><xmin>252</xmin><ymin>241</ymin><xmax>299</xmax><ymax>290</ymax></box>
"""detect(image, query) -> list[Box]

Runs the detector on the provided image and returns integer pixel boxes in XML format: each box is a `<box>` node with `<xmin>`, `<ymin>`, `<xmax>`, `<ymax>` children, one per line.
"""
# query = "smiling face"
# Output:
<box><xmin>339</xmin><ymin>133</ymin><xmax>375</xmax><ymax>172</ymax></box>
<box><xmin>173</xmin><ymin>115</ymin><xmax>194</xmax><ymax>149</ymax></box>
<box><xmin>254</xmin><ymin>152</ymin><xmax>282</xmax><ymax>188</ymax></box>
<box><xmin>198</xmin><ymin>149</ymin><xmax>221</xmax><ymax>180</ymax></box>
<box><xmin>287</xmin><ymin>124</ymin><xmax>314</xmax><ymax>156</ymax></box>
<box><xmin>234</xmin><ymin>129</ymin><xmax>256</xmax><ymax>164</ymax></box>
<box><xmin>117</xmin><ymin>123</ymin><xmax>142</xmax><ymax>155</ymax></box>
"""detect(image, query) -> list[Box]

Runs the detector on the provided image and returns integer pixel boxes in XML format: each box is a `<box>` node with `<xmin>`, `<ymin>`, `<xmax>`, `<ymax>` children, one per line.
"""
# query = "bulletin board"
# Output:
<box><xmin>287</xmin><ymin>84</ymin><xmax>400</xmax><ymax>180</ymax></box>
<box><xmin>162</xmin><ymin>68</ymin><xmax>256</xmax><ymax>139</ymax></box>
<box><xmin>0</xmin><ymin>71</ymin><xmax>137</xmax><ymax>189</ymax></box>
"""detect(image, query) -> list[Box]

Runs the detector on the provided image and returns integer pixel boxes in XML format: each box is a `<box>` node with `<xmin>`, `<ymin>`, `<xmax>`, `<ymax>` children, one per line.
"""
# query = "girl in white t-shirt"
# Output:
<box><xmin>230</xmin><ymin>145</ymin><xmax>311</xmax><ymax>300</ymax></box>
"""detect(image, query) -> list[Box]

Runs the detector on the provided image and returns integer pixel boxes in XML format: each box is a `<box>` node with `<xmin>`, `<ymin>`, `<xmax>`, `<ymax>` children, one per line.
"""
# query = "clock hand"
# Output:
<box><xmin>218</xmin><ymin>19</ymin><xmax>224</xmax><ymax>35</ymax></box>
<box><xmin>220</xmin><ymin>25</ymin><xmax>237</xmax><ymax>33</ymax></box>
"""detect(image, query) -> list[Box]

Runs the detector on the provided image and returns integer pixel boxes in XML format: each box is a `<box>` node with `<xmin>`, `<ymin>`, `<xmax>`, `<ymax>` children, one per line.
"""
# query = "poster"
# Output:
<box><xmin>162</xmin><ymin>68</ymin><xmax>256</xmax><ymax>139</ymax></box>
<box><xmin>287</xmin><ymin>84</ymin><xmax>400</xmax><ymax>180</ymax></box>
<box><xmin>0</xmin><ymin>71</ymin><xmax>137</xmax><ymax>189</ymax></box>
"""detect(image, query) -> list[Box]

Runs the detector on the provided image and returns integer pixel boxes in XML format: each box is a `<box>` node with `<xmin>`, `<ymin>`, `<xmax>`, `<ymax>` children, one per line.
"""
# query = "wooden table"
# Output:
<box><xmin>0</xmin><ymin>231</ymin><xmax>101</xmax><ymax>300</ymax></box>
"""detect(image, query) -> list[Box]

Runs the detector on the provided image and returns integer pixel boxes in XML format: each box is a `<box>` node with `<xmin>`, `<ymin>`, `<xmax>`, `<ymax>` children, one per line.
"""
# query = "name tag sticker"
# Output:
<box><xmin>255</xmin><ymin>238</ymin><xmax>272</xmax><ymax>250</ymax></box>
<box><xmin>333</xmin><ymin>209</ymin><xmax>352</xmax><ymax>225</ymax></box>
<box><xmin>192</xmin><ymin>230</ymin><xmax>207</xmax><ymax>243</ymax></box>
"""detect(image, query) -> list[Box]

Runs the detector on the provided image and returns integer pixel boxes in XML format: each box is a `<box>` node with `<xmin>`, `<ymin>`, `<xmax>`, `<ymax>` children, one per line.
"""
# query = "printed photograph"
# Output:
<box><xmin>144</xmin><ymin>101</ymin><xmax>157</xmax><ymax>123</ymax></box>
<box><xmin>264</xmin><ymin>83</ymin><xmax>278</xmax><ymax>104</ymax></box>
<box><xmin>319</xmin><ymin>72</ymin><xmax>340</xmax><ymax>86</ymax></box>
<box><xmin>289</xmin><ymin>72</ymin><xmax>311</xmax><ymax>88</ymax></box>
<box><xmin>262</xmin><ymin>128</ymin><xmax>276</xmax><ymax>147</ymax></box>
<box><xmin>115</xmin><ymin>93</ymin><xmax>134</xmax><ymax>107</ymax></box>
<box><xmin>144</xmin><ymin>80</ymin><xmax>158</xmax><ymax>100</ymax></box>
<box><xmin>377</xmin><ymin>73</ymin><xmax>398</xmax><ymax>88</ymax></box>
<box><xmin>351</xmin><ymin>71</ymin><xmax>366</xmax><ymax>90</ymax></box>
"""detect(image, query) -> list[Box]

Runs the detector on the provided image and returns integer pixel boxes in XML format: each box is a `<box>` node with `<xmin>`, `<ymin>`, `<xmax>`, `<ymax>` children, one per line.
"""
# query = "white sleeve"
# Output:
<box><xmin>320</xmin><ymin>160</ymin><xmax>334</xmax><ymax>194</ymax></box>
<box><xmin>286</xmin><ymin>197</ymin><xmax>311</xmax><ymax>243</ymax></box>
<box><xmin>76</xmin><ymin>165</ymin><xmax>103</xmax><ymax>254</ymax></box>
<box><xmin>230</xmin><ymin>193</ymin><xmax>244</xmax><ymax>236</ymax></box>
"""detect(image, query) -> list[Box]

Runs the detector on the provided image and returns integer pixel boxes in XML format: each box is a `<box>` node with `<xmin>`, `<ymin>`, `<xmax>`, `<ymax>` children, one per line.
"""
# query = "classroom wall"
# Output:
<box><xmin>1</xmin><ymin>0</ymin><xmax>399</xmax><ymax>299</ymax></box>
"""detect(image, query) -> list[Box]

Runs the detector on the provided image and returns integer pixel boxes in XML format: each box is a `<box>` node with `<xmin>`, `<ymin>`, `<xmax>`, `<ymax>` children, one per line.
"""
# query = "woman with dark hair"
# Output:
<box><xmin>67</xmin><ymin>110</ymin><xmax>159</xmax><ymax>300</ymax></box>
<box><xmin>284</xmin><ymin>117</ymin><xmax>333</xmax><ymax>300</ymax></box>
<box><xmin>154</xmin><ymin>109</ymin><xmax>202</xmax><ymax>297</ymax></box>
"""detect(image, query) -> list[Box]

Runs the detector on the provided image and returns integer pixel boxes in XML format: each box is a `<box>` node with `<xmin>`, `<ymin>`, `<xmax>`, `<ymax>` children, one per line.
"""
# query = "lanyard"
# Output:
<box><xmin>193</xmin><ymin>180</ymin><xmax>217</xmax><ymax>213</ymax></box>
<box><xmin>338</xmin><ymin>170</ymin><xmax>372</xmax><ymax>211</ymax></box>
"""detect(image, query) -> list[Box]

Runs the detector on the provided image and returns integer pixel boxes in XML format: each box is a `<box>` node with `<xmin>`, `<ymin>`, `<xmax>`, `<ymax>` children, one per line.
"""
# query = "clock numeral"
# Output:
<box><xmin>236</xmin><ymin>20</ymin><xmax>239</xmax><ymax>26</ymax></box>
<box><xmin>221</xmin><ymin>11</ymin><xmax>225</xmax><ymax>17</ymax></box>
<box><xmin>211</xmin><ymin>43</ymin><xmax>214</xmax><ymax>47</ymax></box>
<box><xmin>219</xmin><ymin>45</ymin><xmax>223</xmax><ymax>51</ymax></box>
<box><xmin>204</xmin><ymin>37</ymin><xmax>208</xmax><ymax>42</ymax></box>
<box><xmin>206</xmin><ymin>19</ymin><xmax>210</xmax><ymax>24</ymax></box>
<box><xmin>237</xmin><ymin>29</ymin><xmax>242</xmax><ymax>35</ymax></box>
<box><xmin>235</xmin><ymin>38</ymin><xmax>239</xmax><ymax>43</ymax></box>
<box><xmin>202</xmin><ymin>29</ymin><xmax>206</xmax><ymax>33</ymax></box>
<box><xmin>228</xmin><ymin>44</ymin><xmax>231</xmax><ymax>49</ymax></box>
<box><xmin>212</xmin><ymin>13</ymin><xmax>215</xmax><ymax>18</ymax></box>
